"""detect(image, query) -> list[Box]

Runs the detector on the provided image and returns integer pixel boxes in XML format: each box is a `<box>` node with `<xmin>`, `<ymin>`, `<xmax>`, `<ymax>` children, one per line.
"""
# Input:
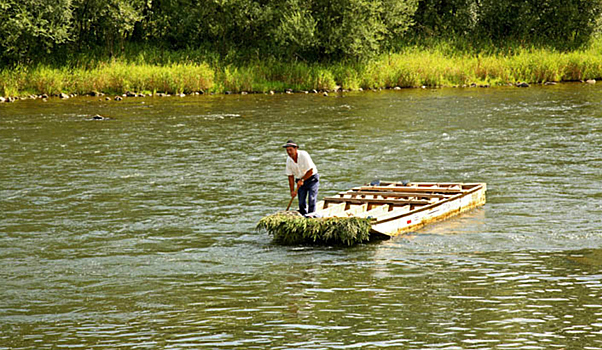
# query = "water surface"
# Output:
<box><xmin>1</xmin><ymin>85</ymin><xmax>602</xmax><ymax>349</ymax></box>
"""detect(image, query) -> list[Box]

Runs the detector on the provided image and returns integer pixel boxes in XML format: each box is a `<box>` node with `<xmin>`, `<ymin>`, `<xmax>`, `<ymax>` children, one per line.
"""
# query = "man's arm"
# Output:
<box><xmin>296</xmin><ymin>169</ymin><xmax>313</xmax><ymax>188</ymax></box>
<box><xmin>288</xmin><ymin>175</ymin><xmax>296</xmax><ymax>197</ymax></box>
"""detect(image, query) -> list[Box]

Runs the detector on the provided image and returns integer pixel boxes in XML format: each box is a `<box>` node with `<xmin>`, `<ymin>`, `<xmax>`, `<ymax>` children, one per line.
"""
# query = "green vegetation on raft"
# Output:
<box><xmin>3</xmin><ymin>40</ymin><xmax>602</xmax><ymax>98</ymax></box>
<box><xmin>256</xmin><ymin>212</ymin><xmax>373</xmax><ymax>246</ymax></box>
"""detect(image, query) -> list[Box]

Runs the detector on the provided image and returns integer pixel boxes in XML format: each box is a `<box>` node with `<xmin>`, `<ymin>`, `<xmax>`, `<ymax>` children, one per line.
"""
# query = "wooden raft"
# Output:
<box><xmin>313</xmin><ymin>182</ymin><xmax>487</xmax><ymax>237</ymax></box>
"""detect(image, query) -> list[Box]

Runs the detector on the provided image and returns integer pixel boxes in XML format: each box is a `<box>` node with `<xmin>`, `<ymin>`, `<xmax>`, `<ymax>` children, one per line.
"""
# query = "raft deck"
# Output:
<box><xmin>314</xmin><ymin>182</ymin><xmax>487</xmax><ymax>237</ymax></box>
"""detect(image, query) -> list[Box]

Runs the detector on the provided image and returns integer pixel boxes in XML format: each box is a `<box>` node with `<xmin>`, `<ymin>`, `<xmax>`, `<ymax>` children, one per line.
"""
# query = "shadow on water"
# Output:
<box><xmin>1</xmin><ymin>84</ymin><xmax>602</xmax><ymax>348</ymax></box>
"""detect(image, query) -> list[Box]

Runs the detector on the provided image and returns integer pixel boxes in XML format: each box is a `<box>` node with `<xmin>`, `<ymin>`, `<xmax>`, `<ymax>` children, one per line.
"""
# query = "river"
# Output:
<box><xmin>1</xmin><ymin>84</ymin><xmax>602</xmax><ymax>349</ymax></box>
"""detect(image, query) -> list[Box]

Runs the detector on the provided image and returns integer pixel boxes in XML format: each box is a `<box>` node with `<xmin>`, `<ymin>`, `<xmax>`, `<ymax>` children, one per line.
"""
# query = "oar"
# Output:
<box><xmin>286</xmin><ymin>196</ymin><xmax>295</xmax><ymax>211</ymax></box>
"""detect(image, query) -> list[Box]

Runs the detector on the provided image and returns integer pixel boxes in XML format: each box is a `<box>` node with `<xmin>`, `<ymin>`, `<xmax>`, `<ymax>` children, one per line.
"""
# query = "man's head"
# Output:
<box><xmin>283</xmin><ymin>140</ymin><xmax>298</xmax><ymax>158</ymax></box>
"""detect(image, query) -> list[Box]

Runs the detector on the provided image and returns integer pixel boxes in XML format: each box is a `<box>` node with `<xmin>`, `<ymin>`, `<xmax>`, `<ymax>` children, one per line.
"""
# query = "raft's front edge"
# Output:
<box><xmin>370</xmin><ymin>184</ymin><xmax>487</xmax><ymax>238</ymax></box>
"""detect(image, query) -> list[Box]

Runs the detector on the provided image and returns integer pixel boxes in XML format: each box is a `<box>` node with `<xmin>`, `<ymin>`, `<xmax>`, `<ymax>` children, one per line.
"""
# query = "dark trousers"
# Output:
<box><xmin>297</xmin><ymin>174</ymin><xmax>319</xmax><ymax>216</ymax></box>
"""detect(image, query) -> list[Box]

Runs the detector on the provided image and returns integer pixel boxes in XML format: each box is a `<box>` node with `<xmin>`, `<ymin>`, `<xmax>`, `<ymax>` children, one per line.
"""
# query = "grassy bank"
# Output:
<box><xmin>2</xmin><ymin>41</ymin><xmax>602</xmax><ymax>98</ymax></box>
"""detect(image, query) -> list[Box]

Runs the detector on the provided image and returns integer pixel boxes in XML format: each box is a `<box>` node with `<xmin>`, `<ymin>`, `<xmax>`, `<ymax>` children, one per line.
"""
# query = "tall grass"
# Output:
<box><xmin>3</xmin><ymin>40</ymin><xmax>602</xmax><ymax>97</ymax></box>
<box><xmin>0</xmin><ymin>61</ymin><xmax>214</xmax><ymax>96</ymax></box>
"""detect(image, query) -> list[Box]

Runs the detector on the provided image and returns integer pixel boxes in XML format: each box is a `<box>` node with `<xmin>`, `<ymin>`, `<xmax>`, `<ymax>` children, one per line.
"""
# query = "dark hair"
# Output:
<box><xmin>282</xmin><ymin>140</ymin><xmax>298</xmax><ymax>148</ymax></box>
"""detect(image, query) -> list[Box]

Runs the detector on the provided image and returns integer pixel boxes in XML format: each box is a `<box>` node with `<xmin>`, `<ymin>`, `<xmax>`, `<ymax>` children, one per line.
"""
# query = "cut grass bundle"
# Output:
<box><xmin>256</xmin><ymin>211</ymin><xmax>373</xmax><ymax>246</ymax></box>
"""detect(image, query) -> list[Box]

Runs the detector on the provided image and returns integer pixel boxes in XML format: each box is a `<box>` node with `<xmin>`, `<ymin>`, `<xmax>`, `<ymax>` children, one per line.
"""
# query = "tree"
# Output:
<box><xmin>412</xmin><ymin>0</ymin><xmax>602</xmax><ymax>49</ymax></box>
<box><xmin>311</xmin><ymin>0</ymin><xmax>418</xmax><ymax>60</ymax></box>
<box><xmin>71</xmin><ymin>0</ymin><xmax>145</xmax><ymax>55</ymax></box>
<box><xmin>0</xmin><ymin>0</ymin><xmax>73</xmax><ymax>64</ymax></box>
<box><xmin>273</xmin><ymin>0</ymin><xmax>319</xmax><ymax>60</ymax></box>
<box><xmin>411</xmin><ymin>0</ymin><xmax>477</xmax><ymax>37</ymax></box>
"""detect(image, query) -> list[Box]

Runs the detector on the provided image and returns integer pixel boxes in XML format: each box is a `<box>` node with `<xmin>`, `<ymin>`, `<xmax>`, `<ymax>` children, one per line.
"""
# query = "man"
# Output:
<box><xmin>283</xmin><ymin>140</ymin><xmax>319</xmax><ymax>216</ymax></box>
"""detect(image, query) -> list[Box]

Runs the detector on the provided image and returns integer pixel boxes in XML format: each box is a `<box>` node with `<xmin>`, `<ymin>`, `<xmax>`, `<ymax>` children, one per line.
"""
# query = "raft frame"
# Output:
<box><xmin>315</xmin><ymin>182</ymin><xmax>487</xmax><ymax>238</ymax></box>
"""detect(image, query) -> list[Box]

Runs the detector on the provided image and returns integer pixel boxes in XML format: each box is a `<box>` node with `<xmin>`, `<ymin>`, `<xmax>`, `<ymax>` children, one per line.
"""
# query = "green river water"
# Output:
<box><xmin>1</xmin><ymin>84</ymin><xmax>602</xmax><ymax>349</ymax></box>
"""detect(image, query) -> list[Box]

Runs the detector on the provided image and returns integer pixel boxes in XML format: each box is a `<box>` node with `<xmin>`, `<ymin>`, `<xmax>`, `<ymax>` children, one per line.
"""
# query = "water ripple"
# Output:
<box><xmin>1</xmin><ymin>87</ymin><xmax>602</xmax><ymax>349</ymax></box>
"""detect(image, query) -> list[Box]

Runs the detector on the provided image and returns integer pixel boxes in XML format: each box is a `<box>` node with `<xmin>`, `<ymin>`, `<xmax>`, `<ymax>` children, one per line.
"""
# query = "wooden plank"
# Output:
<box><xmin>375</xmin><ymin>193</ymin><xmax>464</xmax><ymax>224</ymax></box>
<box><xmin>371</xmin><ymin>185</ymin><xmax>487</xmax><ymax>235</ymax></box>
<box><xmin>344</xmin><ymin>190</ymin><xmax>449</xmax><ymax>199</ymax></box>
<box><xmin>315</xmin><ymin>201</ymin><xmax>325</xmax><ymax>211</ymax></box>
<box><xmin>355</xmin><ymin>205</ymin><xmax>389</xmax><ymax>218</ymax></box>
<box><xmin>317</xmin><ymin>202</ymin><xmax>346</xmax><ymax>217</ymax></box>
<box><xmin>368</xmin><ymin>205</ymin><xmax>411</xmax><ymax>220</ymax></box>
<box><xmin>344</xmin><ymin>204</ymin><xmax>368</xmax><ymax>216</ymax></box>
<box><xmin>380</xmin><ymin>182</ymin><xmax>463</xmax><ymax>186</ymax></box>
<box><xmin>323</xmin><ymin>197</ymin><xmax>430</xmax><ymax>206</ymax></box>
<box><xmin>364</xmin><ymin>184</ymin><xmax>463</xmax><ymax>190</ymax></box>
<box><xmin>380</xmin><ymin>182</ymin><xmax>483</xmax><ymax>190</ymax></box>
<box><xmin>359</xmin><ymin>186</ymin><xmax>465</xmax><ymax>194</ymax></box>
<box><xmin>378</xmin><ymin>183</ymin><xmax>487</xmax><ymax>223</ymax></box>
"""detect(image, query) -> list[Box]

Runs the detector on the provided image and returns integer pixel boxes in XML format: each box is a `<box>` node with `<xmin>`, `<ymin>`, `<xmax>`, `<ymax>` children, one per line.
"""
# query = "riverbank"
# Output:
<box><xmin>2</xmin><ymin>42</ymin><xmax>602</xmax><ymax>100</ymax></box>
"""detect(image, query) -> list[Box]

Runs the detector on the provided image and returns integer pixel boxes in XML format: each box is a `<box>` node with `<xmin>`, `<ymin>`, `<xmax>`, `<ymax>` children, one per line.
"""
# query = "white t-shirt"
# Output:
<box><xmin>285</xmin><ymin>150</ymin><xmax>318</xmax><ymax>179</ymax></box>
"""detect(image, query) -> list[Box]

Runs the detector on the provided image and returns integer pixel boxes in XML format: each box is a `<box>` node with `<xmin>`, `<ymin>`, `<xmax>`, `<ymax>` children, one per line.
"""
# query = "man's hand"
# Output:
<box><xmin>297</xmin><ymin>179</ymin><xmax>304</xmax><ymax>188</ymax></box>
<box><xmin>291</xmin><ymin>190</ymin><xmax>297</xmax><ymax>198</ymax></box>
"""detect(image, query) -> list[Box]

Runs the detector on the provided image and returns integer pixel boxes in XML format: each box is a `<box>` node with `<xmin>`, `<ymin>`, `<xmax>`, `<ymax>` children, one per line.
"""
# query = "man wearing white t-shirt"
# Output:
<box><xmin>283</xmin><ymin>140</ymin><xmax>319</xmax><ymax>216</ymax></box>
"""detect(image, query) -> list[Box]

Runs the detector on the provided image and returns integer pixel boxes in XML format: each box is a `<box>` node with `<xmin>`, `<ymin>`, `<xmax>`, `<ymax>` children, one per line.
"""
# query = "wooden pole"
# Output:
<box><xmin>286</xmin><ymin>196</ymin><xmax>295</xmax><ymax>211</ymax></box>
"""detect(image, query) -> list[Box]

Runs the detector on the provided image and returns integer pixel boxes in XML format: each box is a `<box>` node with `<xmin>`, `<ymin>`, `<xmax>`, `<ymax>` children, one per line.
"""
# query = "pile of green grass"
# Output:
<box><xmin>256</xmin><ymin>212</ymin><xmax>373</xmax><ymax>246</ymax></box>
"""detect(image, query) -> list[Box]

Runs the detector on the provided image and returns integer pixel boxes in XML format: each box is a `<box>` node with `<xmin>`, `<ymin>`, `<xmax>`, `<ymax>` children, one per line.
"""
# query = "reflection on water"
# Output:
<box><xmin>1</xmin><ymin>84</ymin><xmax>602</xmax><ymax>349</ymax></box>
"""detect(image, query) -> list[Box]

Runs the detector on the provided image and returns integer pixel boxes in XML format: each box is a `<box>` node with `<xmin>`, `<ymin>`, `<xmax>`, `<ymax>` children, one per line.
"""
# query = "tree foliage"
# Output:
<box><xmin>71</xmin><ymin>0</ymin><xmax>144</xmax><ymax>54</ymax></box>
<box><xmin>313</xmin><ymin>0</ymin><xmax>418</xmax><ymax>59</ymax></box>
<box><xmin>411</xmin><ymin>0</ymin><xmax>602</xmax><ymax>49</ymax></box>
<box><xmin>0</xmin><ymin>0</ymin><xmax>601</xmax><ymax>65</ymax></box>
<box><xmin>0</xmin><ymin>0</ymin><xmax>73</xmax><ymax>63</ymax></box>
<box><xmin>476</xmin><ymin>0</ymin><xmax>602</xmax><ymax>48</ymax></box>
<box><xmin>411</xmin><ymin>0</ymin><xmax>477</xmax><ymax>36</ymax></box>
